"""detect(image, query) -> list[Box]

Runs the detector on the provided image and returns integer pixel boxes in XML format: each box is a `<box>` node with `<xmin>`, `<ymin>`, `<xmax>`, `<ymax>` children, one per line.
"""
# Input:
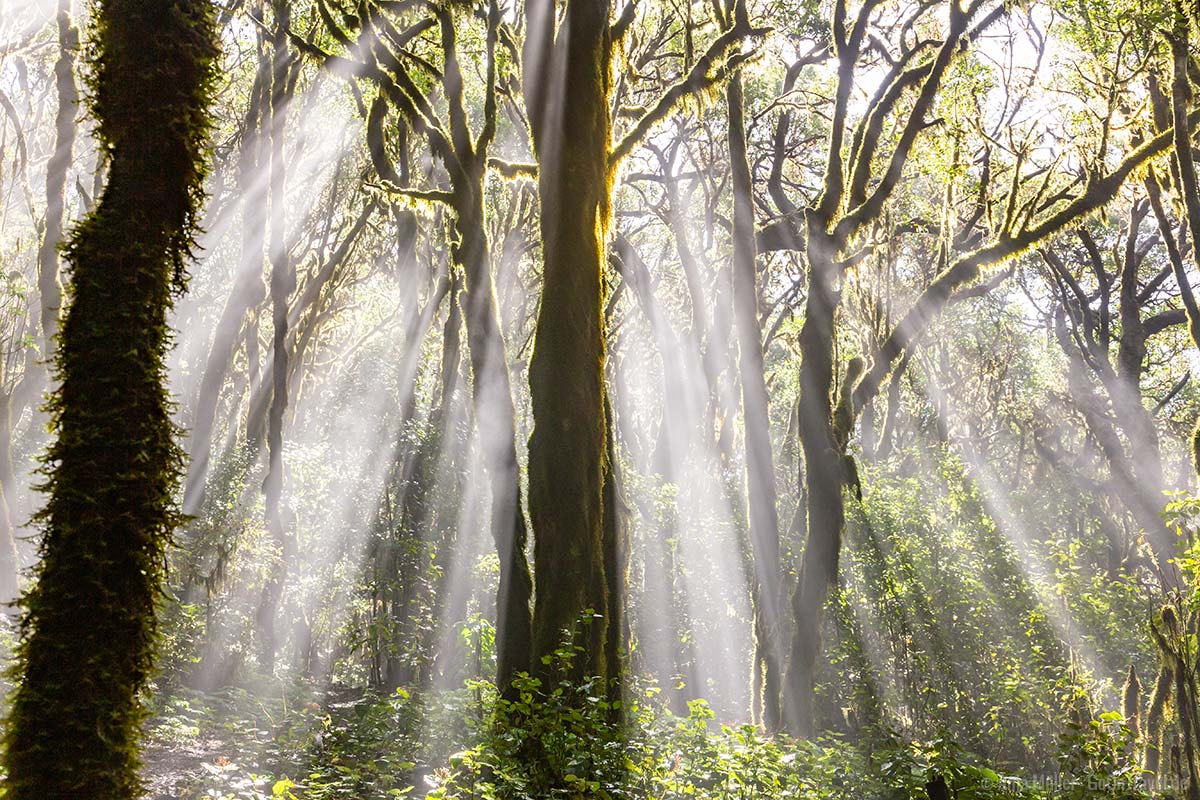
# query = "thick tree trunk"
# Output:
<box><xmin>524</xmin><ymin>0</ymin><xmax>618</xmax><ymax>682</ymax></box>
<box><xmin>3</xmin><ymin>0</ymin><xmax>216</xmax><ymax>794</ymax></box>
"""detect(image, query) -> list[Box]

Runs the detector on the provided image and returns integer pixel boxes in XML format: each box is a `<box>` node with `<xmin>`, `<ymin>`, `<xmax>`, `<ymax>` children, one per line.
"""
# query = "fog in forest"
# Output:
<box><xmin>3</xmin><ymin>0</ymin><xmax>1200</xmax><ymax>797</ymax></box>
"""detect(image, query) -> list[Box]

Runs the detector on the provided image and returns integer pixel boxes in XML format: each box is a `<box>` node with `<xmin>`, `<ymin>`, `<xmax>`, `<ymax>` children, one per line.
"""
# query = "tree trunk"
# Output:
<box><xmin>785</xmin><ymin>222</ymin><xmax>843</xmax><ymax>737</ymax></box>
<box><xmin>36</xmin><ymin>0</ymin><xmax>77</xmax><ymax>352</ymax></box>
<box><xmin>10</xmin><ymin>0</ymin><xmax>79</xmax><ymax>433</ymax></box>
<box><xmin>524</xmin><ymin>0</ymin><xmax>618</xmax><ymax>682</ymax></box>
<box><xmin>3</xmin><ymin>0</ymin><xmax>216</xmax><ymax>794</ymax></box>
<box><xmin>728</xmin><ymin>66</ymin><xmax>783</xmax><ymax>731</ymax></box>
<box><xmin>256</xmin><ymin>2</ymin><xmax>296</xmax><ymax>674</ymax></box>
<box><xmin>452</xmin><ymin>170</ymin><xmax>534</xmax><ymax>689</ymax></box>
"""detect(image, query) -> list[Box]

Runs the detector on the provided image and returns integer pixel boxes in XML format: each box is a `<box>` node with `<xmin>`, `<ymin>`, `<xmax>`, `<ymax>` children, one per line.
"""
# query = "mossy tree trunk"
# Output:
<box><xmin>2</xmin><ymin>0</ymin><xmax>216</xmax><ymax>795</ymax></box>
<box><xmin>523</xmin><ymin>0</ymin><xmax>620</xmax><ymax>682</ymax></box>
<box><xmin>519</xmin><ymin>0</ymin><xmax>753</xmax><ymax>689</ymax></box>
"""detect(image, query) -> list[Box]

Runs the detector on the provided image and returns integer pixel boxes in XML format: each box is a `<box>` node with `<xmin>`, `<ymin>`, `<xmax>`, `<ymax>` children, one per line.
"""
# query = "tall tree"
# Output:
<box><xmin>523</xmin><ymin>0</ymin><xmax>622</xmax><ymax>681</ymax></box>
<box><xmin>725</xmin><ymin>0</ymin><xmax>783</xmax><ymax>730</ymax></box>
<box><xmin>301</xmin><ymin>0</ymin><xmax>537</xmax><ymax>689</ymax></box>
<box><xmin>256</xmin><ymin>0</ymin><xmax>297</xmax><ymax>673</ymax></box>
<box><xmin>2</xmin><ymin>0</ymin><xmax>217</xmax><ymax>795</ymax></box>
<box><xmin>522</xmin><ymin>0</ymin><xmax>754</xmax><ymax>686</ymax></box>
<box><xmin>763</xmin><ymin>0</ymin><xmax>1200</xmax><ymax>734</ymax></box>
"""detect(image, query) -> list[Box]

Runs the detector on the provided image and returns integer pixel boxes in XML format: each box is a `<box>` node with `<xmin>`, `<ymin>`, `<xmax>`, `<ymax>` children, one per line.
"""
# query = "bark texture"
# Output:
<box><xmin>3</xmin><ymin>1</ymin><xmax>216</xmax><ymax>794</ymax></box>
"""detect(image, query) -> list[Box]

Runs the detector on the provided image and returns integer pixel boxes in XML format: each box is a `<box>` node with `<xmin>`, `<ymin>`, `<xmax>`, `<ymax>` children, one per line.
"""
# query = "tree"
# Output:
<box><xmin>2</xmin><ymin>0</ymin><xmax>217</xmax><ymax>795</ymax></box>
<box><xmin>522</xmin><ymin>0</ymin><xmax>624</xmax><ymax>683</ymax></box>
<box><xmin>1038</xmin><ymin>201</ymin><xmax>1187</xmax><ymax>580</ymax></box>
<box><xmin>300</xmin><ymin>0</ymin><xmax>538</xmax><ymax>689</ymax></box>
<box><xmin>522</xmin><ymin>0</ymin><xmax>756</xmax><ymax>688</ymax></box>
<box><xmin>726</xmin><ymin>0</ymin><xmax>784</xmax><ymax>730</ymax></box>
<box><xmin>760</xmin><ymin>0</ymin><xmax>1200</xmax><ymax>735</ymax></box>
<box><xmin>256</xmin><ymin>0</ymin><xmax>298</xmax><ymax>674</ymax></box>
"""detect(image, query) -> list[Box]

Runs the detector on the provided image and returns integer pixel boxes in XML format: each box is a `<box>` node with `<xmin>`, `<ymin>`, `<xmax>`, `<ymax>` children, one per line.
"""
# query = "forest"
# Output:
<box><xmin>3</xmin><ymin>0</ymin><xmax>1200</xmax><ymax>796</ymax></box>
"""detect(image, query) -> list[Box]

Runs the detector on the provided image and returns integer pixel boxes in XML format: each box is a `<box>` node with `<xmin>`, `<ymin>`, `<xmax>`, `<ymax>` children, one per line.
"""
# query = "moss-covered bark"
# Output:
<box><xmin>2</xmin><ymin>0</ymin><xmax>216</xmax><ymax>795</ymax></box>
<box><xmin>524</xmin><ymin>0</ymin><xmax>619</xmax><ymax>682</ymax></box>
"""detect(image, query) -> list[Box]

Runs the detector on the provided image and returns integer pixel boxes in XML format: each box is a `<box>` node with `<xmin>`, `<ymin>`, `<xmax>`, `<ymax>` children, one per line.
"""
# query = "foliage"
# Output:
<box><xmin>133</xmin><ymin>671</ymin><xmax>1161</xmax><ymax>800</ymax></box>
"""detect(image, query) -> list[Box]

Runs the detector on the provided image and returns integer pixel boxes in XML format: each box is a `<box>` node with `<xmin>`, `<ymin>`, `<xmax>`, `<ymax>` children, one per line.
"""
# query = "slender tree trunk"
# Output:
<box><xmin>728</xmin><ymin>61</ymin><xmax>784</xmax><ymax>731</ymax></box>
<box><xmin>1108</xmin><ymin>201</ymin><xmax>1176</xmax><ymax>579</ymax></box>
<box><xmin>451</xmin><ymin>170</ymin><xmax>534</xmax><ymax>688</ymax></box>
<box><xmin>256</xmin><ymin>2</ymin><xmax>295</xmax><ymax>673</ymax></box>
<box><xmin>1164</xmin><ymin>4</ymin><xmax>1200</xmax><ymax>486</ymax></box>
<box><xmin>9</xmin><ymin>0</ymin><xmax>79</xmax><ymax>430</ymax></box>
<box><xmin>785</xmin><ymin>222</ymin><xmax>843</xmax><ymax>737</ymax></box>
<box><xmin>36</xmin><ymin>0</ymin><xmax>77</xmax><ymax>351</ymax></box>
<box><xmin>3</xmin><ymin>0</ymin><xmax>216</xmax><ymax>794</ymax></box>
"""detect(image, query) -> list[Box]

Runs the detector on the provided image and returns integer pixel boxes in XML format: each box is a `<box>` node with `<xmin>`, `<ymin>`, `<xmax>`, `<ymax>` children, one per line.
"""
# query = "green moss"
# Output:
<box><xmin>2</xmin><ymin>1</ymin><xmax>217</xmax><ymax>797</ymax></box>
<box><xmin>526</xmin><ymin>0</ymin><xmax>619</xmax><ymax>685</ymax></box>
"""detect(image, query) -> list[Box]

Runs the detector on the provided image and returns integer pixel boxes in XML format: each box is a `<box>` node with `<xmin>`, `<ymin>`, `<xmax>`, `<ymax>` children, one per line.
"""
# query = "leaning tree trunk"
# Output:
<box><xmin>451</xmin><ymin>165</ymin><xmax>534</xmax><ymax>689</ymax></box>
<box><xmin>524</xmin><ymin>0</ymin><xmax>619</xmax><ymax>682</ymax></box>
<box><xmin>2</xmin><ymin>0</ymin><xmax>216</xmax><ymax>795</ymax></box>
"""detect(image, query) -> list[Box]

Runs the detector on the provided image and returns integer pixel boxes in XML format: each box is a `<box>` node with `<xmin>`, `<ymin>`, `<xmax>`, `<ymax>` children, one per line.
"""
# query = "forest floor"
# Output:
<box><xmin>139</xmin><ymin>683</ymin><xmax>457</xmax><ymax>800</ymax></box>
<box><xmin>144</xmin><ymin>737</ymin><xmax>229</xmax><ymax>799</ymax></box>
